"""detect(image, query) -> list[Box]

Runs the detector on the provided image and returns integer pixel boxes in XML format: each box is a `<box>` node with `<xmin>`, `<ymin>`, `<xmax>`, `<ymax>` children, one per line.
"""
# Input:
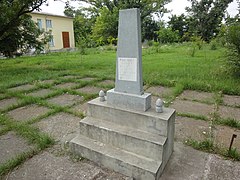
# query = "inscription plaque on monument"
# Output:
<box><xmin>118</xmin><ymin>57</ymin><xmax>137</xmax><ymax>82</ymax></box>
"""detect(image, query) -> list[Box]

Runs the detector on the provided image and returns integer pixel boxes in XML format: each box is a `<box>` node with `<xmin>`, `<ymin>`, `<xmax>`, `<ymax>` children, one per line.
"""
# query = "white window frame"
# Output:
<box><xmin>37</xmin><ymin>19</ymin><xmax>42</xmax><ymax>29</ymax></box>
<box><xmin>46</xmin><ymin>19</ymin><xmax>52</xmax><ymax>28</ymax></box>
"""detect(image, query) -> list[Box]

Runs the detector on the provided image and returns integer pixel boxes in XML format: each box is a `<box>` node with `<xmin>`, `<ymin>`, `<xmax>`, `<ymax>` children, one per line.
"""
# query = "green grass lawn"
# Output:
<box><xmin>0</xmin><ymin>43</ymin><xmax>239</xmax><ymax>95</ymax></box>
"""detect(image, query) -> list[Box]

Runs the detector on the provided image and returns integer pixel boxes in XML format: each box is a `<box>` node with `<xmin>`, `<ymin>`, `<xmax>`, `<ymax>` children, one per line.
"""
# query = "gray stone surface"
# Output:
<box><xmin>71</xmin><ymin>96</ymin><xmax>175</xmax><ymax>179</ymax></box>
<box><xmin>0</xmin><ymin>132</ymin><xmax>33</xmax><ymax>164</ymax></box>
<box><xmin>223</xmin><ymin>95</ymin><xmax>240</xmax><ymax>107</ymax></box>
<box><xmin>79</xmin><ymin>77</ymin><xmax>97</xmax><ymax>82</ymax></box>
<box><xmin>7</xmin><ymin>104</ymin><xmax>51</xmax><ymax>122</ymax></box>
<box><xmin>35</xmin><ymin>112</ymin><xmax>81</xmax><ymax>141</ymax></box>
<box><xmin>71</xmin><ymin>103</ymin><xmax>88</xmax><ymax>115</ymax></box>
<box><xmin>201</xmin><ymin>154</ymin><xmax>240</xmax><ymax>180</ymax></box>
<box><xmin>115</xmin><ymin>9</ymin><xmax>143</xmax><ymax>95</ymax></box>
<box><xmin>60</xmin><ymin>75</ymin><xmax>79</xmax><ymax>79</ymax></box>
<box><xmin>76</xmin><ymin>86</ymin><xmax>103</xmax><ymax>95</ymax></box>
<box><xmin>27</xmin><ymin>89</ymin><xmax>55</xmax><ymax>98</ymax></box>
<box><xmin>87</xmin><ymin>98</ymin><xmax>175</xmax><ymax>136</ymax></box>
<box><xmin>0</xmin><ymin>97</ymin><xmax>18</xmax><ymax>110</ymax></box>
<box><xmin>107</xmin><ymin>89</ymin><xmax>151</xmax><ymax>111</ymax></box>
<box><xmin>79</xmin><ymin>116</ymin><xmax>166</xmax><ymax>160</ymax></box>
<box><xmin>160</xmin><ymin>142</ymin><xmax>240</xmax><ymax>180</ymax></box>
<box><xmin>178</xmin><ymin>90</ymin><xmax>215</xmax><ymax>103</ymax></box>
<box><xmin>54</xmin><ymin>82</ymin><xmax>78</xmax><ymax>89</ymax></box>
<box><xmin>97</xmin><ymin>80</ymin><xmax>115</xmax><ymax>87</ymax></box>
<box><xmin>171</xmin><ymin>99</ymin><xmax>214</xmax><ymax>117</ymax></box>
<box><xmin>47</xmin><ymin>94</ymin><xmax>84</xmax><ymax>107</ymax></box>
<box><xmin>9</xmin><ymin>84</ymin><xmax>35</xmax><ymax>92</ymax></box>
<box><xmin>151</xmin><ymin>96</ymin><xmax>166</xmax><ymax>109</ymax></box>
<box><xmin>39</xmin><ymin>79</ymin><xmax>55</xmax><ymax>84</ymax></box>
<box><xmin>6</xmin><ymin>151</ymin><xmax>129</xmax><ymax>180</ymax></box>
<box><xmin>175</xmin><ymin>116</ymin><xmax>210</xmax><ymax>142</ymax></box>
<box><xmin>146</xmin><ymin>86</ymin><xmax>173</xmax><ymax>98</ymax></box>
<box><xmin>161</xmin><ymin>142</ymin><xmax>207</xmax><ymax>180</ymax></box>
<box><xmin>218</xmin><ymin>105</ymin><xmax>240</xmax><ymax>120</ymax></box>
<box><xmin>214</xmin><ymin>125</ymin><xmax>240</xmax><ymax>149</ymax></box>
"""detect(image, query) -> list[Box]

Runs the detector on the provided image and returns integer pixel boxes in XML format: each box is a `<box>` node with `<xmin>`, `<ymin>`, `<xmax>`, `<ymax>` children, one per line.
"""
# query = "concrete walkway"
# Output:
<box><xmin>0</xmin><ymin>77</ymin><xmax>239</xmax><ymax>179</ymax></box>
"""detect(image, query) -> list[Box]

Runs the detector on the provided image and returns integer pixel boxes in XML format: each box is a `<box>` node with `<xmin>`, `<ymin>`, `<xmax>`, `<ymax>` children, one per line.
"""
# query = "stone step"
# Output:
<box><xmin>79</xmin><ymin>117</ymin><xmax>167</xmax><ymax>160</ymax></box>
<box><xmin>87</xmin><ymin>98</ymin><xmax>175</xmax><ymax>136</ymax></box>
<box><xmin>70</xmin><ymin>135</ymin><xmax>163</xmax><ymax>180</ymax></box>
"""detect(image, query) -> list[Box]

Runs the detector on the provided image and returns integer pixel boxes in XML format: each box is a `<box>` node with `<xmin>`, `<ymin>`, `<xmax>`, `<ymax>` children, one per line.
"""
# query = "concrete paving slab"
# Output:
<box><xmin>9</xmin><ymin>84</ymin><xmax>35</xmax><ymax>92</ymax></box>
<box><xmin>161</xmin><ymin>142</ymin><xmax>240</xmax><ymax>180</ymax></box>
<box><xmin>79</xmin><ymin>77</ymin><xmax>97</xmax><ymax>82</ymax></box>
<box><xmin>60</xmin><ymin>75</ymin><xmax>80</xmax><ymax>79</ymax></box>
<box><xmin>6</xmin><ymin>151</ymin><xmax>129</xmax><ymax>180</ymax></box>
<box><xmin>35</xmin><ymin>112</ymin><xmax>81</xmax><ymax>141</ymax></box>
<box><xmin>145</xmin><ymin>86</ymin><xmax>173</xmax><ymax>97</ymax></box>
<box><xmin>26</xmin><ymin>89</ymin><xmax>55</xmax><ymax>98</ymax></box>
<box><xmin>201</xmin><ymin>154</ymin><xmax>240</xmax><ymax>180</ymax></box>
<box><xmin>170</xmin><ymin>99</ymin><xmax>214</xmax><ymax>117</ymax></box>
<box><xmin>7</xmin><ymin>104</ymin><xmax>51</xmax><ymax>122</ymax></box>
<box><xmin>223</xmin><ymin>95</ymin><xmax>240</xmax><ymax>107</ymax></box>
<box><xmin>47</xmin><ymin>94</ymin><xmax>84</xmax><ymax>107</ymax></box>
<box><xmin>71</xmin><ymin>103</ymin><xmax>88</xmax><ymax>116</ymax></box>
<box><xmin>54</xmin><ymin>82</ymin><xmax>79</xmax><ymax>89</ymax></box>
<box><xmin>175</xmin><ymin>116</ymin><xmax>210</xmax><ymax>142</ymax></box>
<box><xmin>39</xmin><ymin>79</ymin><xmax>55</xmax><ymax>84</ymax></box>
<box><xmin>0</xmin><ymin>132</ymin><xmax>33</xmax><ymax>164</ymax></box>
<box><xmin>218</xmin><ymin>105</ymin><xmax>240</xmax><ymax>121</ymax></box>
<box><xmin>76</xmin><ymin>86</ymin><xmax>103</xmax><ymax>95</ymax></box>
<box><xmin>214</xmin><ymin>125</ymin><xmax>240</xmax><ymax>150</ymax></box>
<box><xmin>0</xmin><ymin>97</ymin><xmax>19</xmax><ymax>110</ymax></box>
<box><xmin>178</xmin><ymin>90</ymin><xmax>215</xmax><ymax>104</ymax></box>
<box><xmin>161</xmin><ymin>142</ymin><xmax>207</xmax><ymax>180</ymax></box>
<box><xmin>97</xmin><ymin>80</ymin><xmax>115</xmax><ymax>87</ymax></box>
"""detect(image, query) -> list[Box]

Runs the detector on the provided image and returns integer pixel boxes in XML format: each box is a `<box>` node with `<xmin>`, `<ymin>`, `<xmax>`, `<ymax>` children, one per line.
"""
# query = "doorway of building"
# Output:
<box><xmin>62</xmin><ymin>32</ymin><xmax>70</xmax><ymax>48</ymax></box>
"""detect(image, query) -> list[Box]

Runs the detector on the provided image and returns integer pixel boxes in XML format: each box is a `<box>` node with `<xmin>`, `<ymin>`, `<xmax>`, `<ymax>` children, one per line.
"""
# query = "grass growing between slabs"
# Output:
<box><xmin>0</xmin><ymin>43</ymin><xmax>239</xmax><ymax>95</ymax></box>
<box><xmin>0</xmin><ymin>43</ymin><xmax>240</xmax><ymax>175</ymax></box>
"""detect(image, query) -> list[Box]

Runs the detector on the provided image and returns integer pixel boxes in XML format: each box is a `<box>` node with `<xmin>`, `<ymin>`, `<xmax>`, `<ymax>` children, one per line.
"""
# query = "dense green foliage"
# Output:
<box><xmin>157</xmin><ymin>28</ymin><xmax>179</xmax><ymax>43</ymax></box>
<box><xmin>0</xmin><ymin>0</ymin><xmax>47</xmax><ymax>57</ymax></box>
<box><xmin>186</xmin><ymin>0</ymin><xmax>233</xmax><ymax>42</ymax></box>
<box><xmin>225</xmin><ymin>22</ymin><xmax>240</xmax><ymax>77</ymax></box>
<box><xmin>66</xmin><ymin>0</ymin><xmax>171</xmax><ymax>45</ymax></box>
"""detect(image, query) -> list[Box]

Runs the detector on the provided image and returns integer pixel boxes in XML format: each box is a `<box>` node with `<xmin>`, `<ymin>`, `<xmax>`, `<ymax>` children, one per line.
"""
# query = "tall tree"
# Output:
<box><xmin>0</xmin><ymin>0</ymin><xmax>46</xmax><ymax>40</ymax></box>
<box><xmin>186</xmin><ymin>0</ymin><xmax>233</xmax><ymax>42</ymax></box>
<box><xmin>168</xmin><ymin>14</ymin><xmax>189</xmax><ymax>40</ymax></box>
<box><xmin>75</xmin><ymin>0</ymin><xmax>171</xmax><ymax>42</ymax></box>
<box><xmin>0</xmin><ymin>0</ymin><xmax>47</xmax><ymax>57</ymax></box>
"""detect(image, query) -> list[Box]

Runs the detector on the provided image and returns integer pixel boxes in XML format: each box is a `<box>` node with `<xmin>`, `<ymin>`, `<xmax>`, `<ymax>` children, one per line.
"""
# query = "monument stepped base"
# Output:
<box><xmin>70</xmin><ymin>98</ymin><xmax>175</xmax><ymax>180</ymax></box>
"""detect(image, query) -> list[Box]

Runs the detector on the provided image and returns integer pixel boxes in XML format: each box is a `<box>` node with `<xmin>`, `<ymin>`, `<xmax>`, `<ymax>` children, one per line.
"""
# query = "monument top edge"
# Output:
<box><xmin>119</xmin><ymin>8</ymin><xmax>139</xmax><ymax>12</ymax></box>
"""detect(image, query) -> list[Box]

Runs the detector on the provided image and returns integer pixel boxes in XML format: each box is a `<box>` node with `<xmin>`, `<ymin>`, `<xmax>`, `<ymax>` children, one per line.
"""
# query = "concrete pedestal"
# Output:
<box><xmin>107</xmin><ymin>89</ymin><xmax>151</xmax><ymax>111</ymax></box>
<box><xmin>70</xmin><ymin>97</ymin><xmax>175</xmax><ymax>180</ymax></box>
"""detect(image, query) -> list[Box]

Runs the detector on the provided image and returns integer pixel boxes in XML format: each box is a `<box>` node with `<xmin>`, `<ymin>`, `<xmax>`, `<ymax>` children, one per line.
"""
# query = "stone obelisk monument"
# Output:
<box><xmin>107</xmin><ymin>8</ymin><xmax>151</xmax><ymax>111</ymax></box>
<box><xmin>70</xmin><ymin>8</ymin><xmax>175</xmax><ymax>180</ymax></box>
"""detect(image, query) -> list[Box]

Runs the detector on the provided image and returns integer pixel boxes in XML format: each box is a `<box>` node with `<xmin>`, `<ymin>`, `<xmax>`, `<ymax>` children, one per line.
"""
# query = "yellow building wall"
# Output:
<box><xmin>30</xmin><ymin>12</ymin><xmax>75</xmax><ymax>51</ymax></box>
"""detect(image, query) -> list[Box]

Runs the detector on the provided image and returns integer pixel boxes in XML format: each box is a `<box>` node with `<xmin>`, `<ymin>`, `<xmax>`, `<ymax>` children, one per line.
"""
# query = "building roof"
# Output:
<box><xmin>30</xmin><ymin>11</ymin><xmax>74</xmax><ymax>19</ymax></box>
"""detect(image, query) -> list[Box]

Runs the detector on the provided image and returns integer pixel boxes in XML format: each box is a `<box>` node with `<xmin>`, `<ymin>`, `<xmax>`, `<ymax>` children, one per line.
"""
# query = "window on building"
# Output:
<box><xmin>46</xmin><ymin>19</ymin><xmax>52</xmax><ymax>28</ymax></box>
<box><xmin>49</xmin><ymin>35</ymin><xmax>54</xmax><ymax>47</ymax></box>
<box><xmin>37</xmin><ymin>19</ymin><xmax>42</xmax><ymax>29</ymax></box>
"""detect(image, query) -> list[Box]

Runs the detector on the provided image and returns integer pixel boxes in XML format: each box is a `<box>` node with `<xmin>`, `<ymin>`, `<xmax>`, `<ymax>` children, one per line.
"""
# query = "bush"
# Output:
<box><xmin>210</xmin><ymin>39</ymin><xmax>218</xmax><ymax>50</ymax></box>
<box><xmin>157</xmin><ymin>28</ymin><xmax>179</xmax><ymax>44</ymax></box>
<box><xmin>225</xmin><ymin>23</ymin><xmax>240</xmax><ymax>77</ymax></box>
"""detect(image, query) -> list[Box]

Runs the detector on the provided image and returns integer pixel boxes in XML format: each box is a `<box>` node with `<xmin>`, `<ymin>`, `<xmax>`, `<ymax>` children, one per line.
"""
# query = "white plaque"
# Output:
<box><xmin>118</xmin><ymin>57</ymin><xmax>137</xmax><ymax>81</ymax></box>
